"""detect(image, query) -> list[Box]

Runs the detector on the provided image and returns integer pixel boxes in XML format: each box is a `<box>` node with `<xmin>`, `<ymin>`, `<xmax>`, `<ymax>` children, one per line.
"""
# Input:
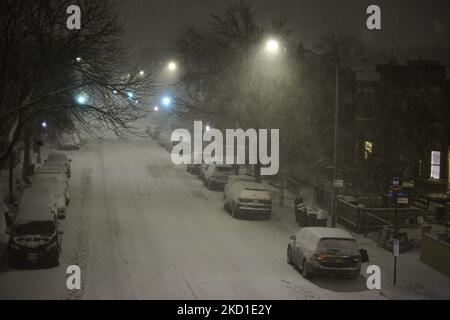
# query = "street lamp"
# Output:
<box><xmin>76</xmin><ymin>94</ymin><xmax>87</xmax><ymax>104</ymax></box>
<box><xmin>154</xmin><ymin>106</ymin><xmax>159</xmax><ymax>112</ymax></box>
<box><xmin>76</xmin><ymin>57</ymin><xmax>82</xmax><ymax>62</ymax></box>
<box><xmin>302</xmin><ymin>47</ymin><xmax>340</xmax><ymax>227</ymax></box>
<box><xmin>205</xmin><ymin>125</ymin><xmax>211</xmax><ymax>132</ymax></box>
<box><xmin>139</xmin><ymin>70</ymin><xmax>145</xmax><ymax>76</ymax></box>
<box><xmin>168</xmin><ymin>61</ymin><xmax>177</xmax><ymax>72</ymax></box>
<box><xmin>162</xmin><ymin>96</ymin><xmax>172</xmax><ymax>107</ymax></box>
<box><xmin>41</xmin><ymin>121</ymin><xmax>48</xmax><ymax>129</ymax></box>
<box><xmin>265</xmin><ymin>39</ymin><xmax>280</xmax><ymax>54</ymax></box>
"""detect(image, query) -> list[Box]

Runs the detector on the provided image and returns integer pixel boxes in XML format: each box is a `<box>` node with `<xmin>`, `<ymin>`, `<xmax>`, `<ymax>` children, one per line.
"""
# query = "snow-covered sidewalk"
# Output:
<box><xmin>263</xmin><ymin>179</ymin><xmax>450</xmax><ymax>300</ymax></box>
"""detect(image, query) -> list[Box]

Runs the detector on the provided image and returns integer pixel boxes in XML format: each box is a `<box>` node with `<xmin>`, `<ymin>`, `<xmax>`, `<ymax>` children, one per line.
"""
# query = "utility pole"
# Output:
<box><xmin>393</xmin><ymin>190</ymin><xmax>398</xmax><ymax>286</ymax></box>
<box><xmin>330</xmin><ymin>62</ymin><xmax>339</xmax><ymax>227</ymax></box>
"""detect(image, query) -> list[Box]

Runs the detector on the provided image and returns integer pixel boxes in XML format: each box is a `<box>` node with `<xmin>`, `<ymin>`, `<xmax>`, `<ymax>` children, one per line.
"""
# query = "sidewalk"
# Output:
<box><xmin>263</xmin><ymin>180</ymin><xmax>450</xmax><ymax>300</ymax></box>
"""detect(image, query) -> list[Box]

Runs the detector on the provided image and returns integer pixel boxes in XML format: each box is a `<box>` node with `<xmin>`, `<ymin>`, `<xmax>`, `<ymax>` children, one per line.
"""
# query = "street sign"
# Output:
<box><xmin>391</xmin><ymin>177</ymin><xmax>402</xmax><ymax>192</ymax></box>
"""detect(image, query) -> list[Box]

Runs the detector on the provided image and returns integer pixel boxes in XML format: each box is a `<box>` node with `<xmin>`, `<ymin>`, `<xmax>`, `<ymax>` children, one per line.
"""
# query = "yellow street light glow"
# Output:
<box><xmin>265</xmin><ymin>39</ymin><xmax>280</xmax><ymax>53</ymax></box>
<box><xmin>168</xmin><ymin>62</ymin><xmax>177</xmax><ymax>71</ymax></box>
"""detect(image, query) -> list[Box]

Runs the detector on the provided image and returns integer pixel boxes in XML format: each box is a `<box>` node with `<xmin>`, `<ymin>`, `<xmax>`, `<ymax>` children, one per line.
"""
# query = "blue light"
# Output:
<box><xmin>76</xmin><ymin>95</ymin><xmax>87</xmax><ymax>104</ymax></box>
<box><xmin>127</xmin><ymin>92</ymin><xmax>134</xmax><ymax>99</ymax></box>
<box><xmin>162</xmin><ymin>96</ymin><xmax>172</xmax><ymax>107</ymax></box>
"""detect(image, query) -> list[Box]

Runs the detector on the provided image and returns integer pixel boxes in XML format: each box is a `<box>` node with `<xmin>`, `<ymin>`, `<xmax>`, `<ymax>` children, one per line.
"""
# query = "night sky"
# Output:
<box><xmin>120</xmin><ymin>0</ymin><xmax>450</xmax><ymax>61</ymax></box>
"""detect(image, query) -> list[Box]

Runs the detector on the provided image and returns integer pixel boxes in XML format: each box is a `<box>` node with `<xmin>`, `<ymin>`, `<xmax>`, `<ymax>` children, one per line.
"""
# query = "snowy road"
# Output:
<box><xmin>0</xmin><ymin>138</ymin><xmax>384</xmax><ymax>299</ymax></box>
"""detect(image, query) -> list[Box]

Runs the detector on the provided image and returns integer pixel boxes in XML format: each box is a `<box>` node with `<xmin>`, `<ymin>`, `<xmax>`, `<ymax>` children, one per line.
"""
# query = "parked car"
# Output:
<box><xmin>45</xmin><ymin>151</ymin><xmax>71</xmax><ymax>178</ymax></box>
<box><xmin>186</xmin><ymin>151</ymin><xmax>203</xmax><ymax>174</ymax></box>
<box><xmin>287</xmin><ymin>227</ymin><xmax>368</xmax><ymax>279</ymax></box>
<box><xmin>157</xmin><ymin>131</ymin><xmax>171</xmax><ymax>149</ymax></box>
<box><xmin>198</xmin><ymin>163</ymin><xmax>210</xmax><ymax>182</ymax></box>
<box><xmin>224</xmin><ymin>179</ymin><xmax>272</xmax><ymax>219</ymax></box>
<box><xmin>204</xmin><ymin>164</ymin><xmax>236</xmax><ymax>190</ymax></box>
<box><xmin>8</xmin><ymin>190</ymin><xmax>64</xmax><ymax>267</ymax></box>
<box><xmin>31</xmin><ymin>178</ymin><xmax>67</xmax><ymax>217</ymax></box>
<box><xmin>58</xmin><ymin>133</ymin><xmax>80</xmax><ymax>150</ymax></box>
<box><xmin>35</xmin><ymin>166</ymin><xmax>70</xmax><ymax>204</ymax></box>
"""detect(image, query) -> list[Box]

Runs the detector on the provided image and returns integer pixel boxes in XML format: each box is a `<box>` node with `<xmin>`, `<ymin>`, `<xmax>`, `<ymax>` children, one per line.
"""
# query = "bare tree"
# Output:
<box><xmin>0</xmin><ymin>0</ymin><xmax>156</xmax><ymax>166</ymax></box>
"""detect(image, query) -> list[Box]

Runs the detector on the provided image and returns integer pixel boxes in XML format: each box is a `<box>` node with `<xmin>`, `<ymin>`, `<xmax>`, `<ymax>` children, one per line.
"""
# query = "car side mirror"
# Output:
<box><xmin>359</xmin><ymin>249</ymin><xmax>369</xmax><ymax>263</ymax></box>
<box><xmin>289</xmin><ymin>235</ymin><xmax>296</xmax><ymax>241</ymax></box>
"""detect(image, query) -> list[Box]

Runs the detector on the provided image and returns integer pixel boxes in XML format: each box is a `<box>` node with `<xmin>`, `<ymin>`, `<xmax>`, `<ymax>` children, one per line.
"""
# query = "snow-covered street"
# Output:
<box><xmin>0</xmin><ymin>138</ymin><xmax>384</xmax><ymax>300</ymax></box>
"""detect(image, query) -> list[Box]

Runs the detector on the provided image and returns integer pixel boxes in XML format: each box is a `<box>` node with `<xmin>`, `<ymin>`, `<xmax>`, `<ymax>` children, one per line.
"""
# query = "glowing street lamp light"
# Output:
<box><xmin>162</xmin><ymin>96</ymin><xmax>172</xmax><ymax>106</ymax></box>
<box><xmin>205</xmin><ymin>125</ymin><xmax>211</xmax><ymax>132</ymax></box>
<box><xmin>167</xmin><ymin>61</ymin><xmax>177</xmax><ymax>72</ymax></box>
<box><xmin>76</xmin><ymin>94</ymin><xmax>87</xmax><ymax>104</ymax></box>
<box><xmin>265</xmin><ymin>39</ymin><xmax>280</xmax><ymax>54</ymax></box>
<box><xmin>127</xmin><ymin>92</ymin><xmax>134</xmax><ymax>99</ymax></box>
<box><xmin>76</xmin><ymin>57</ymin><xmax>82</xmax><ymax>62</ymax></box>
<box><xmin>139</xmin><ymin>70</ymin><xmax>145</xmax><ymax>76</ymax></box>
<box><xmin>41</xmin><ymin>121</ymin><xmax>48</xmax><ymax>129</ymax></box>
<box><xmin>154</xmin><ymin>106</ymin><xmax>159</xmax><ymax>112</ymax></box>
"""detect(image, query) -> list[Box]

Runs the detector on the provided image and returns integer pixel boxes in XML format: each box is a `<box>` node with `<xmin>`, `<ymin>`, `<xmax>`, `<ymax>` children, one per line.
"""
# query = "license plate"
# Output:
<box><xmin>334</xmin><ymin>257</ymin><xmax>344</xmax><ymax>263</ymax></box>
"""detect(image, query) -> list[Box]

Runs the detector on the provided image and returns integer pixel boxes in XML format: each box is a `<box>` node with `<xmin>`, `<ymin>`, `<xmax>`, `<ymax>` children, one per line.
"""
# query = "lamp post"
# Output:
<box><xmin>301</xmin><ymin>47</ymin><xmax>340</xmax><ymax>227</ymax></box>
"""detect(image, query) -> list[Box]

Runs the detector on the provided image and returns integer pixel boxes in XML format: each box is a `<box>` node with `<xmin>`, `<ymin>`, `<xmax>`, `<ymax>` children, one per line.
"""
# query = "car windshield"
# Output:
<box><xmin>317</xmin><ymin>238</ymin><xmax>359</xmax><ymax>255</ymax></box>
<box><xmin>14</xmin><ymin>221</ymin><xmax>55</xmax><ymax>236</ymax></box>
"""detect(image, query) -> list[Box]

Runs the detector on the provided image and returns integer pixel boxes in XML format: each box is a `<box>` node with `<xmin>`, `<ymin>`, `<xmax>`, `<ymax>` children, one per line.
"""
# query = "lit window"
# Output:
<box><xmin>430</xmin><ymin>151</ymin><xmax>441</xmax><ymax>179</ymax></box>
<box><xmin>364</xmin><ymin>141</ymin><xmax>373</xmax><ymax>160</ymax></box>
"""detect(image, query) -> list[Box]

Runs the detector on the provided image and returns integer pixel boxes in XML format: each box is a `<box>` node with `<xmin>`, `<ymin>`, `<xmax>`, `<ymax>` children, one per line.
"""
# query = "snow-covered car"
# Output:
<box><xmin>204</xmin><ymin>164</ymin><xmax>237</xmax><ymax>190</ymax></box>
<box><xmin>58</xmin><ymin>133</ymin><xmax>80</xmax><ymax>150</ymax></box>
<box><xmin>224</xmin><ymin>179</ymin><xmax>272</xmax><ymax>219</ymax></box>
<box><xmin>287</xmin><ymin>227</ymin><xmax>367</xmax><ymax>279</ymax></box>
<box><xmin>198</xmin><ymin>163</ymin><xmax>209</xmax><ymax>182</ymax></box>
<box><xmin>35</xmin><ymin>166</ymin><xmax>70</xmax><ymax>204</ymax></box>
<box><xmin>31</xmin><ymin>178</ymin><xmax>67</xmax><ymax>217</ymax></box>
<box><xmin>8</xmin><ymin>190</ymin><xmax>63</xmax><ymax>267</ymax></box>
<box><xmin>45</xmin><ymin>151</ymin><xmax>71</xmax><ymax>178</ymax></box>
<box><xmin>186</xmin><ymin>151</ymin><xmax>203</xmax><ymax>174</ymax></box>
<box><xmin>157</xmin><ymin>131</ymin><xmax>171</xmax><ymax>149</ymax></box>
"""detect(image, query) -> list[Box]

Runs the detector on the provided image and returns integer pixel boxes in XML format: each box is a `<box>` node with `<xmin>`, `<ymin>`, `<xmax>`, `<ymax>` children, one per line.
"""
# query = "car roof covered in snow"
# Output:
<box><xmin>46</xmin><ymin>152</ymin><xmax>68</xmax><ymax>162</ymax></box>
<box><xmin>238</xmin><ymin>181</ymin><xmax>267</xmax><ymax>190</ymax></box>
<box><xmin>227</xmin><ymin>175</ymin><xmax>256</xmax><ymax>184</ymax></box>
<box><xmin>302</xmin><ymin>227</ymin><xmax>355</xmax><ymax>240</ymax></box>
<box><xmin>15</xmin><ymin>205</ymin><xmax>54</xmax><ymax>224</ymax></box>
<box><xmin>20</xmin><ymin>187</ymin><xmax>54</xmax><ymax>206</ymax></box>
<box><xmin>37</xmin><ymin>164</ymin><xmax>65</xmax><ymax>173</ymax></box>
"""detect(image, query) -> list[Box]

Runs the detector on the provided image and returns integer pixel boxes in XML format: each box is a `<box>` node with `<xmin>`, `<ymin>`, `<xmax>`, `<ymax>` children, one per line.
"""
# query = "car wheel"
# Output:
<box><xmin>302</xmin><ymin>259</ymin><xmax>311</xmax><ymax>279</ymax></box>
<box><xmin>287</xmin><ymin>246</ymin><xmax>293</xmax><ymax>265</ymax></box>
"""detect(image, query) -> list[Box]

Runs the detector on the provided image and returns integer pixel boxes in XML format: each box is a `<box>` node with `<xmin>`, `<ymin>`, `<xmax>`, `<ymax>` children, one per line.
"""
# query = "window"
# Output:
<box><xmin>364</xmin><ymin>141</ymin><xmax>373</xmax><ymax>160</ymax></box>
<box><xmin>430</xmin><ymin>151</ymin><xmax>441</xmax><ymax>179</ymax></box>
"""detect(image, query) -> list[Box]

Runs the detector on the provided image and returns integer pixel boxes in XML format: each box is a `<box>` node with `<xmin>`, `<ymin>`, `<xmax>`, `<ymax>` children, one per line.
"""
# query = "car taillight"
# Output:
<box><xmin>313</xmin><ymin>254</ymin><xmax>330</xmax><ymax>262</ymax></box>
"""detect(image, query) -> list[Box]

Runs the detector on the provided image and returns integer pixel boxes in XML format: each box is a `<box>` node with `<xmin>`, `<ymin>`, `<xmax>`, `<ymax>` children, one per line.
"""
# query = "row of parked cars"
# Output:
<box><xmin>148</xmin><ymin>127</ymin><xmax>369</xmax><ymax>279</ymax></box>
<box><xmin>191</xmin><ymin>161</ymin><xmax>273</xmax><ymax>220</ymax></box>
<box><xmin>6</xmin><ymin>151</ymin><xmax>72</xmax><ymax>267</ymax></box>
